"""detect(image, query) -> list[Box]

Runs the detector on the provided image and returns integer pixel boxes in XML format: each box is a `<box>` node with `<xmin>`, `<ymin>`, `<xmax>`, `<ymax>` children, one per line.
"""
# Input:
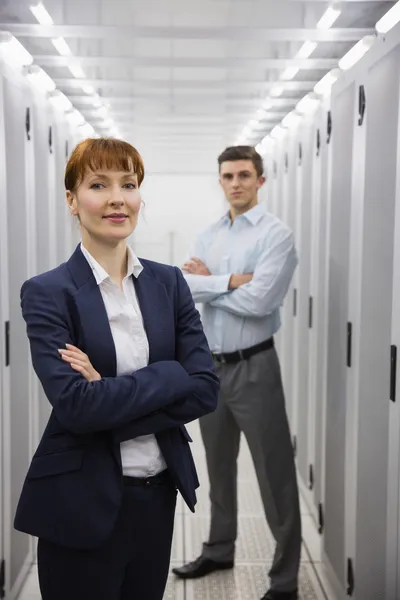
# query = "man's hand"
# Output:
<box><xmin>228</xmin><ymin>274</ymin><xmax>253</xmax><ymax>289</ymax></box>
<box><xmin>182</xmin><ymin>258</ymin><xmax>211</xmax><ymax>276</ymax></box>
<box><xmin>58</xmin><ymin>344</ymin><xmax>101</xmax><ymax>382</ymax></box>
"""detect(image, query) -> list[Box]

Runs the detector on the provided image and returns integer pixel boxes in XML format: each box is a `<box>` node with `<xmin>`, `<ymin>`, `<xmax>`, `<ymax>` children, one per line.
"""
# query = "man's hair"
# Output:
<box><xmin>218</xmin><ymin>145</ymin><xmax>264</xmax><ymax>178</ymax></box>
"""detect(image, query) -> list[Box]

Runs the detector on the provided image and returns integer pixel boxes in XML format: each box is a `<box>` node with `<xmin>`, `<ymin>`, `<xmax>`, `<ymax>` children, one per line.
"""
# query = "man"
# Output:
<box><xmin>172</xmin><ymin>146</ymin><xmax>301</xmax><ymax>600</ymax></box>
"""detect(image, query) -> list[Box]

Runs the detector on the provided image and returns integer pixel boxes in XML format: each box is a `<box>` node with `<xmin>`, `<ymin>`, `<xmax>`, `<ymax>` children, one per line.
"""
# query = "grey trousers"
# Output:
<box><xmin>200</xmin><ymin>346</ymin><xmax>301</xmax><ymax>593</ymax></box>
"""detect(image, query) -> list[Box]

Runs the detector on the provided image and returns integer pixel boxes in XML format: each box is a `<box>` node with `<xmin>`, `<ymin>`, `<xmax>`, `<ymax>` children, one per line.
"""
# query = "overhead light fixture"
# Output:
<box><xmin>48</xmin><ymin>89</ymin><xmax>73</xmax><ymax>112</ymax></box>
<box><xmin>314</xmin><ymin>68</ymin><xmax>341</xmax><ymax>95</ymax></box>
<box><xmin>66</xmin><ymin>109</ymin><xmax>85</xmax><ymax>127</ymax></box>
<box><xmin>83</xmin><ymin>85</ymin><xmax>96</xmax><ymax>95</ymax></box>
<box><xmin>101</xmin><ymin>118</ymin><xmax>115</xmax><ymax>129</ymax></box>
<box><xmin>376</xmin><ymin>1</ymin><xmax>400</xmax><ymax>34</ymax></box>
<box><xmin>24</xmin><ymin>64</ymin><xmax>56</xmax><ymax>93</ymax></box>
<box><xmin>262</xmin><ymin>99</ymin><xmax>273</xmax><ymax>110</ymax></box>
<box><xmin>0</xmin><ymin>32</ymin><xmax>33</xmax><ymax>69</ymax></box>
<box><xmin>270</xmin><ymin>86</ymin><xmax>284</xmax><ymax>98</ymax></box>
<box><xmin>270</xmin><ymin>125</ymin><xmax>287</xmax><ymax>140</ymax></box>
<box><xmin>338</xmin><ymin>35</ymin><xmax>375</xmax><ymax>70</ymax></box>
<box><xmin>29</xmin><ymin>2</ymin><xmax>54</xmax><ymax>25</ymax></box>
<box><xmin>94</xmin><ymin>105</ymin><xmax>108</xmax><ymax>119</ymax></box>
<box><xmin>296</xmin><ymin>93</ymin><xmax>320</xmax><ymax>114</ymax></box>
<box><xmin>256</xmin><ymin>108</ymin><xmax>269</xmax><ymax>120</ymax></box>
<box><xmin>79</xmin><ymin>122</ymin><xmax>95</xmax><ymax>138</ymax></box>
<box><xmin>317</xmin><ymin>6</ymin><xmax>341</xmax><ymax>30</ymax></box>
<box><xmin>281</xmin><ymin>67</ymin><xmax>299</xmax><ymax>81</ymax></box>
<box><xmin>282</xmin><ymin>112</ymin><xmax>301</xmax><ymax>129</ymax></box>
<box><xmin>68</xmin><ymin>63</ymin><xmax>86</xmax><ymax>79</ymax></box>
<box><xmin>52</xmin><ymin>37</ymin><xmax>72</xmax><ymax>56</ymax></box>
<box><xmin>296</xmin><ymin>41</ymin><xmax>318</xmax><ymax>59</ymax></box>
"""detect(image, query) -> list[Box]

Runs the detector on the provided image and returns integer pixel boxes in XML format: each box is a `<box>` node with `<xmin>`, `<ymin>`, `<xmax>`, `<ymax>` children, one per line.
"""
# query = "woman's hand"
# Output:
<box><xmin>58</xmin><ymin>344</ymin><xmax>101</xmax><ymax>382</ymax></box>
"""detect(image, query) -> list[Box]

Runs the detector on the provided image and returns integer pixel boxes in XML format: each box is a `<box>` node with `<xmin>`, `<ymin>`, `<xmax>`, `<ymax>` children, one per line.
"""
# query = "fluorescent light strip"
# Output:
<box><xmin>68</xmin><ymin>63</ymin><xmax>86</xmax><ymax>79</ymax></box>
<box><xmin>317</xmin><ymin>6</ymin><xmax>341</xmax><ymax>30</ymax></box>
<box><xmin>29</xmin><ymin>2</ymin><xmax>54</xmax><ymax>25</ymax></box>
<box><xmin>376</xmin><ymin>1</ymin><xmax>400</xmax><ymax>34</ymax></box>
<box><xmin>338</xmin><ymin>35</ymin><xmax>375</xmax><ymax>71</ymax></box>
<box><xmin>296</xmin><ymin>41</ymin><xmax>318</xmax><ymax>59</ymax></box>
<box><xmin>314</xmin><ymin>68</ymin><xmax>341</xmax><ymax>96</ymax></box>
<box><xmin>52</xmin><ymin>37</ymin><xmax>72</xmax><ymax>56</ymax></box>
<box><xmin>281</xmin><ymin>67</ymin><xmax>299</xmax><ymax>81</ymax></box>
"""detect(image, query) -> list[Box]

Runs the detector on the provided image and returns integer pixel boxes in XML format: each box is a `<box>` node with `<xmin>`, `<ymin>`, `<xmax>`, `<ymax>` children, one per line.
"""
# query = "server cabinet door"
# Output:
<box><xmin>3</xmin><ymin>75</ymin><xmax>34</xmax><ymax>595</ymax></box>
<box><xmin>280</xmin><ymin>135</ymin><xmax>298</xmax><ymax>431</ymax></box>
<box><xmin>291</xmin><ymin>121</ymin><xmax>314</xmax><ymax>489</ymax></box>
<box><xmin>351</xmin><ymin>46</ymin><xmax>400</xmax><ymax>600</ymax></box>
<box><xmin>323</xmin><ymin>80</ymin><xmax>356</xmax><ymax>596</ymax></box>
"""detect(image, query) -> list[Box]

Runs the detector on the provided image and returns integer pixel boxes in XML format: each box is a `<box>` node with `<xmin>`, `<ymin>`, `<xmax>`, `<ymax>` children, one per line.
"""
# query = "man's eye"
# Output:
<box><xmin>124</xmin><ymin>183</ymin><xmax>137</xmax><ymax>189</ymax></box>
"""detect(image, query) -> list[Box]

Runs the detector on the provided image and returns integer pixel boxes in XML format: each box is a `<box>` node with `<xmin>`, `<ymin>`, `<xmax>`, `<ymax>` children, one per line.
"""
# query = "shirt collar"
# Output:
<box><xmin>80</xmin><ymin>243</ymin><xmax>143</xmax><ymax>286</ymax></box>
<box><xmin>220</xmin><ymin>203</ymin><xmax>265</xmax><ymax>227</ymax></box>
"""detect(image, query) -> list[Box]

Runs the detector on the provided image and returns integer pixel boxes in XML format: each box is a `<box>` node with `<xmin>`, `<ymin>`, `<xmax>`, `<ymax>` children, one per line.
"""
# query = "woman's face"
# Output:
<box><xmin>66</xmin><ymin>169</ymin><xmax>141</xmax><ymax>244</ymax></box>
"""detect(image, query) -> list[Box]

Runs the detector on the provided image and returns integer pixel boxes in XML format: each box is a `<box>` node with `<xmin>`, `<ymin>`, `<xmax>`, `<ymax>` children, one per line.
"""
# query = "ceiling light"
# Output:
<box><xmin>282</xmin><ymin>112</ymin><xmax>301</xmax><ymax>129</ymax></box>
<box><xmin>94</xmin><ymin>105</ymin><xmax>108</xmax><ymax>119</ymax></box>
<box><xmin>296</xmin><ymin>41</ymin><xmax>318</xmax><ymax>59</ymax></box>
<box><xmin>314</xmin><ymin>68</ymin><xmax>341</xmax><ymax>95</ymax></box>
<box><xmin>52</xmin><ymin>37</ymin><xmax>72</xmax><ymax>56</ymax></box>
<box><xmin>30</xmin><ymin>2</ymin><xmax>54</xmax><ymax>25</ymax></box>
<box><xmin>338</xmin><ymin>35</ymin><xmax>375</xmax><ymax>70</ymax></box>
<box><xmin>262</xmin><ymin>99</ymin><xmax>273</xmax><ymax>110</ymax></box>
<box><xmin>24</xmin><ymin>64</ymin><xmax>56</xmax><ymax>93</ymax></box>
<box><xmin>101</xmin><ymin>118</ymin><xmax>115</xmax><ymax>129</ymax></box>
<box><xmin>68</xmin><ymin>63</ymin><xmax>86</xmax><ymax>79</ymax></box>
<box><xmin>296</xmin><ymin>93</ymin><xmax>320</xmax><ymax>114</ymax></box>
<box><xmin>376</xmin><ymin>1</ymin><xmax>400</xmax><ymax>34</ymax></box>
<box><xmin>79</xmin><ymin>123</ymin><xmax>95</xmax><ymax>138</ymax></box>
<box><xmin>0</xmin><ymin>32</ymin><xmax>33</xmax><ymax>69</ymax></box>
<box><xmin>66</xmin><ymin>109</ymin><xmax>85</xmax><ymax>127</ymax></box>
<box><xmin>270</xmin><ymin>125</ymin><xmax>287</xmax><ymax>140</ymax></box>
<box><xmin>317</xmin><ymin>6</ymin><xmax>341</xmax><ymax>30</ymax></box>
<box><xmin>48</xmin><ymin>89</ymin><xmax>73</xmax><ymax>112</ymax></box>
<box><xmin>256</xmin><ymin>108</ymin><xmax>269</xmax><ymax>120</ymax></box>
<box><xmin>249</xmin><ymin>119</ymin><xmax>259</xmax><ymax>128</ymax></box>
<box><xmin>270</xmin><ymin>86</ymin><xmax>284</xmax><ymax>98</ymax></box>
<box><xmin>281</xmin><ymin>67</ymin><xmax>299</xmax><ymax>81</ymax></box>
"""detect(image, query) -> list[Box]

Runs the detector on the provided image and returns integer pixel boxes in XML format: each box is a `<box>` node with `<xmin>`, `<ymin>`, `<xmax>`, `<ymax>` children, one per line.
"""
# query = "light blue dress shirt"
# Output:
<box><xmin>183</xmin><ymin>203</ymin><xmax>298</xmax><ymax>353</ymax></box>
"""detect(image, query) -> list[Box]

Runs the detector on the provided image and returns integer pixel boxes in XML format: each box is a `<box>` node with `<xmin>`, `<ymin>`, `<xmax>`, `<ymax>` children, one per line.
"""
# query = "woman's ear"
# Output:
<box><xmin>66</xmin><ymin>190</ymin><xmax>78</xmax><ymax>216</ymax></box>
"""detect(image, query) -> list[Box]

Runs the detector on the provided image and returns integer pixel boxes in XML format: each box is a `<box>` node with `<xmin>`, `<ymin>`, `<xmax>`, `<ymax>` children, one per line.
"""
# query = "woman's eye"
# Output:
<box><xmin>90</xmin><ymin>183</ymin><xmax>104</xmax><ymax>189</ymax></box>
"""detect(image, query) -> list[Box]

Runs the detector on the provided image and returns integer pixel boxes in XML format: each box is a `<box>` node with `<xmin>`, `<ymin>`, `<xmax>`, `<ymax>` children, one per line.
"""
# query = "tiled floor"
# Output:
<box><xmin>18</xmin><ymin>422</ymin><xmax>330</xmax><ymax>600</ymax></box>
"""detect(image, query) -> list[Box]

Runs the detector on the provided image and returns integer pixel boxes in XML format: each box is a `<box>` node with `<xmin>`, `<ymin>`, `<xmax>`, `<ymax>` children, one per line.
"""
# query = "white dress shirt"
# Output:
<box><xmin>80</xmin><ymin>243</ymin><xmax>167</xmax><ymax>477</ymax></box>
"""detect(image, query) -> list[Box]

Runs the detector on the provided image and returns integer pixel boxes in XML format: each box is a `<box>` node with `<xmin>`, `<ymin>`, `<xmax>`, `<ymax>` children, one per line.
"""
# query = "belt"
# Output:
<box><xmin>122</xmin><ymin>469</ymin><xmax>172</xmax><ymax>488</ymax></box>
<box><xmin>212</xmin><ymin>337</ymin><xmax>274</xmax><ymax>364</ymax></box>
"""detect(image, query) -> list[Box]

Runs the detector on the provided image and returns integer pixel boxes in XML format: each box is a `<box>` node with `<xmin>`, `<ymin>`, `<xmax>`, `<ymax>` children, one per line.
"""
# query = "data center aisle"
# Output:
<box><xmin>17</xmin><ymin>421</ymin><xmax>330</xmax><ymax>600</ymax></box>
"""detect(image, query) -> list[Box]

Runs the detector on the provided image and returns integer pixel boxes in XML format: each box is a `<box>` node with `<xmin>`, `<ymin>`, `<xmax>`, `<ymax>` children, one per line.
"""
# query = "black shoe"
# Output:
<box><xmin>261</xmin><ymin>590</ymin><xmax>298</xmax><ymax>600</ymax></box>
<box><xmin>172</xmin><ymin>556</ymin><xmax>234</xmax><ymax>579</ymax></box>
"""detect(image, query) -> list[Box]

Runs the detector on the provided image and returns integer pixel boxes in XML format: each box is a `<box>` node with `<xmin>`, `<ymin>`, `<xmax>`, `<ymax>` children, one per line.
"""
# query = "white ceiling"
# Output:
<box><xmin>0</xmin><ymin>0</ymin><xmax>395</xmax><ymax>172</ymax></box>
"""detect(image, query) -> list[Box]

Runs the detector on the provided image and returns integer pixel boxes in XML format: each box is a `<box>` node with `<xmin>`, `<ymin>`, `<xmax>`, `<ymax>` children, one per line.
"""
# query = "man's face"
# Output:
<box><xmin>219</xmin><ymin>160</ymin><xmax>265</xmax><ymax>214</ymax></box>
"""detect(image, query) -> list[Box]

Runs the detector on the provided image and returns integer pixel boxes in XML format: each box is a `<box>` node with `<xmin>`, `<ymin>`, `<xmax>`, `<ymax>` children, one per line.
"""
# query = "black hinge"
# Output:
<box><xmin>293</xmin><ymin>289</ymin><xmax>297</xmax><ymax>317</ymax></box>
<box><xmin>48</xmin><ymin>125</ymin><xmax>53</xmax><ymax>154</ymax></box>
<box><xmin>292</xmin><ymin>435</ymin><xmax>297</xmax><ymax>457</ymax></box>
<box><xmin>0</xmin><ymin>558</ymin><xmax>5</xmax><ymax>599</ymax></box>
<box><xmin>65</xmin><ymin>140</ymin><xmax>69</xmax><ymax>159</ymax></box>
<box><xmin>309</xmin><ymin>297</ymin><xmax>313</xmax><ymax>329</ymax></box>
<box><xmin>298</xmin><ymin>142</ymin><xmax>302</xmax><ymax>166</ymax></box>
<box><xmin>284</xmin><ymin>152</ymin><xmax>289</xmax><ymax>173</ymax></box>
<box><xmin>5</xmin><ymin>321</ymin><xmax>10</xmax><ymax>367</ymax></box>
<box><xmin>25</xmin><ymin>107</ymin><xmax>31</xmax><ymax>141</ymax></box>
<box><xmin>309</xmin><ymin>465</ymin><xmax>314</xmax><ymax>490</ymax></box>
<box><xmin>273</xmin><ymin>160</ymin><xmax>277</xmax><ymax>178</ymax></box>
<box><xmin>316</xmin><ymin>128</ymin><xmax>321</xmax><ymax>157</ymax></box>
<box><xmin>347</xmin><ymin>558</ymin><xmax>355</xmax><ymax>596</ymax></box>
<box><xmin>327</xmin><ymin>110</ymin><xmax>332</xmax><ymax>144</ymax></box>
<box><xmin>318</xmin><ymin>503</ymin><xmax>324</xmax><ymax>534</ymax></box>
<box><xmin>358</xmin><ymin>85</ymin><xmax>366</xmax><ymax>126</ymax></box>
<box><xmin>390</xmin><ymin>345</ymin><xmax>397</xmax><ymax>403</ymax></box>
<box><xmin>347</xmin><ymin>322</ymin><xmax>352</xmax><ymax>368</ymax></box>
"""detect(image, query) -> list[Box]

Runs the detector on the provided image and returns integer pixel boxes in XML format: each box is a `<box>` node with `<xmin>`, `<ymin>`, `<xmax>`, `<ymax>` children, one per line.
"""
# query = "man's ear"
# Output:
<box><xmin>257</xmin><ymin>176</ymin><xmax>266</xmax><ymax>189</ymax></box>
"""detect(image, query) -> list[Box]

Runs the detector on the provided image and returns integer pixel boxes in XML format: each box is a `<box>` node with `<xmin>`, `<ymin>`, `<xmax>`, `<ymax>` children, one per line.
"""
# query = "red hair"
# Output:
<box><xmin>65</xmin><ymin>138</ymin><xmax>145</xmax><ymax>192</ymax></box>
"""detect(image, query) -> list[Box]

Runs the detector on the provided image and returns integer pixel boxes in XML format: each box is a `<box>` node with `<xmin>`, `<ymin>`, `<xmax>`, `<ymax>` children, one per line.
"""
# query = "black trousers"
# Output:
<box><xmin>37</xmin><ymin>473</ymin><xmax>177</xmax><ymax>600</ymax></box>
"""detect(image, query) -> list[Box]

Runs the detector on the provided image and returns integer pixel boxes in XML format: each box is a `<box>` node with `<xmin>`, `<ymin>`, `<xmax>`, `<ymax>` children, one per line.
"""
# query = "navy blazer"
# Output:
<box><xmin>14</xmin><ymin>245</ymin><xmax>219</xmax><ymax>550</ymax></box>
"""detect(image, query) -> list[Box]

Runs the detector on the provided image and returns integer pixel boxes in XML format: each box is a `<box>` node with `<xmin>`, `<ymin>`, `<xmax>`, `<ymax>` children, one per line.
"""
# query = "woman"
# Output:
<box><xmin>14</xmin><ymin>137</ymin><xmax>219</xmax><ymax>600</ymax></box>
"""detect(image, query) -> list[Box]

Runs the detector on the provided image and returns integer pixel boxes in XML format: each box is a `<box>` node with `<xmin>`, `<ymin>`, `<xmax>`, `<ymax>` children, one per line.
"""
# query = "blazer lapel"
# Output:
<box><xmin>67</xmin><ymin>245</ymin><xmax>117</xmax><ymax>378</ymax></box>
<box><xmin>133</xmin><ymin>268</ymin><xmax>172</xmax><ymax>364</ymax></box>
